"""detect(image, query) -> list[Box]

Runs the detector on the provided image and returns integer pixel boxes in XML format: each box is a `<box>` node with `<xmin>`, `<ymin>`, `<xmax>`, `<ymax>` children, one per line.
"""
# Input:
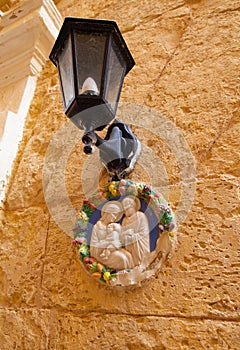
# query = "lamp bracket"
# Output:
<box><xmin>82</xmin><ymin>118</ymin><xmax>141</xmax><ymax>181</ymax></box>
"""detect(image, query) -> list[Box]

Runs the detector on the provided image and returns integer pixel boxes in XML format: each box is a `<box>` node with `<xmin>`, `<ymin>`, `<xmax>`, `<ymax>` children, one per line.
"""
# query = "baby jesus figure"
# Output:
<box><xmin>100</xmin><ymin>223</ymin><xmax>122</xmax><ymax>259</ymax></box>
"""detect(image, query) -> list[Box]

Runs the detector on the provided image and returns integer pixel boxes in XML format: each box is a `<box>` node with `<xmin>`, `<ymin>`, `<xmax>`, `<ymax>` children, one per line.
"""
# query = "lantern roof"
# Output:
<box><xmin>49</xmin><ymin>17</ymin><xmax>135</xmax><ymax>75</ymax></box>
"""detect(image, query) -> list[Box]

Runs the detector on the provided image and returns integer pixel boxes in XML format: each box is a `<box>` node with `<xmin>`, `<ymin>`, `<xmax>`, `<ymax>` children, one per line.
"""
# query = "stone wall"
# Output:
<box><xmin>1</xmin><ymin>0</ymin><xmax>239</xmax><ymax>349</ymax></box>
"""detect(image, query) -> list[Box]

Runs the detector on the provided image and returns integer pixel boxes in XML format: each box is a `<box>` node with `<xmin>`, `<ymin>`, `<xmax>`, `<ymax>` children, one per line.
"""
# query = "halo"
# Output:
<box><xmin>101</xmin><ymin>200</ymin><xmax>123</xmax><ymax>222</ymax></box>
<box><xmin>121</xmin><ymin>195</ymin><xmax>141</xmax><ymax>211</ymax></box>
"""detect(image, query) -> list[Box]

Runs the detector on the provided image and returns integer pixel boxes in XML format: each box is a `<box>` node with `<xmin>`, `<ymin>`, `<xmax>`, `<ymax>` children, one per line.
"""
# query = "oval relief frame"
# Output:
<box><xmin>73</xmin><ymin>180</ymin><xmax>176</xmax><ymax>287</ymax></box>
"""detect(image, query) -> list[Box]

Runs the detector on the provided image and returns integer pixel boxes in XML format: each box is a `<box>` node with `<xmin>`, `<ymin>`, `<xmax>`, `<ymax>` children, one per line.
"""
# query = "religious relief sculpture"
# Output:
<box><xmin>90</xmin><ymin>196</ymin><xmax>150</xmax><ymax>270</ymax></box>
<box><xmin>90</xmin><ymin>201</ymin><xmax>134</xmax><ymax>270</ymax></box>
<box><xmin>73</xmin><ymin>180</ymin><xmax>176</xmax><ymax>287</ymax></box>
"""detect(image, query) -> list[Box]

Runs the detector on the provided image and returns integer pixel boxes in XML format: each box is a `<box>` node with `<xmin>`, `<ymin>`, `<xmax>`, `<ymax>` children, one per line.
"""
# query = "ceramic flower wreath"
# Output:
<box><xmin>72</xmin><ymin>179</ymin><xmax>176</xmax><ymax>287</ymax></box>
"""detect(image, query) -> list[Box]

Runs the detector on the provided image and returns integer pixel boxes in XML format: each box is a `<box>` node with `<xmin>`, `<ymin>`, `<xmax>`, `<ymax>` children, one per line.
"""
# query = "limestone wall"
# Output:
<box><xmin>0</xmin><ymin>0</ymin><xmax>239</xmax><ymax>349</ymax></box>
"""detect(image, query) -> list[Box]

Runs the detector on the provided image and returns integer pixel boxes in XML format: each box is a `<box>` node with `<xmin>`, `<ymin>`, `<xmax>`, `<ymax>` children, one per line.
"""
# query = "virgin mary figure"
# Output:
<box><xmin>90</xmin><ymin>201</ymin><xmax>134</xmax><ymax>269</ymax></box>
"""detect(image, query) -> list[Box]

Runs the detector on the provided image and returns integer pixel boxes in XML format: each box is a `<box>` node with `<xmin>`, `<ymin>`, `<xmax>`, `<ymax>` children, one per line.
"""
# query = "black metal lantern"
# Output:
<box><xmin>49</xmin><ymin>17</ymin><xmax>135</xmax><ymax>132</ymax></box>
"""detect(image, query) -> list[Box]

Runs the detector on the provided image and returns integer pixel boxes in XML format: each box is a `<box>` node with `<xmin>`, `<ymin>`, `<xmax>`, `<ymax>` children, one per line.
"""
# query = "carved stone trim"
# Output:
<box><xmin>0</xmin><ymin>0</ymin><xmax>62</xmax><ymax>88</ymax></box>
<box><xmin>0</xmin><ymin>0</ymin><xmax>62</xmax><ymax>203</ymax></box>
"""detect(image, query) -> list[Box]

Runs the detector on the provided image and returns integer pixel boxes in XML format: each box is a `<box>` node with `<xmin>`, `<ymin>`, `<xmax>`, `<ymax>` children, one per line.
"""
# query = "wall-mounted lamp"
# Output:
<box><xmin>50</xmin><ymin>18</ymin><xmax>140</xmax><ymax>180</ymax></box>
<box><xmin>49</xmin><ymin>18</ymin><xmax>176</xmax><ymax>287</ymax></box>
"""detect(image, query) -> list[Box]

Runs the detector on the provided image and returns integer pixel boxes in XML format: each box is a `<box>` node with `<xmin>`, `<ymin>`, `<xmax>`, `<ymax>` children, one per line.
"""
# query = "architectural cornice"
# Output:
<box><xmin>0</xmin><ymin>0</ymin><xmax>62</xmax><ymax>88</ymax></box>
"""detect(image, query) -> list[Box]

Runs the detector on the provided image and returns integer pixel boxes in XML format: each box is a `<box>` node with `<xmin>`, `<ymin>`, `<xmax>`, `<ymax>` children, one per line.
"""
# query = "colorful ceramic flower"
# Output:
<box><xmin>109</xmin><ymin>181</ymin><xmax>119</xmax><ymax>197</ymax></box>
<box><xmin>158</xmin><ymin>224</ymin><xmax>165</xmax><ymax>232</ymax></box>
<box><xmin>97</xmin><ymin>263</ymin><xmax>104</xmax><ymax>273</ymax></box>
<box><xmin>119</xmin><ymin>179</ymin><xmax>127</xmax><ymax>187</ymax></box>
<box><xmin>74</xmin><ymin>237</ymin><xmax>87</xmax><ymax>245</ymax></box>
<box><xmin>90</xmin><ymin>262</ymin><xmax>98</xmax><ymax>273</ymax></box>
<box><xmin>91</xmin><ymin>272</ymin><xmax>102</xmax><ymax>279</ymax></box>
<box><xmin>112</xmin><ymin>189</ymin><xmax>118</xmax><ymax>196</ymax></box>
<box><xmin>148</xmin><ymin>194</ymin><xmax>154</xmax><ymax>203</ymax></box>
<box><xmin>103</xmin><ymin>271</ymin><xmax>111</xmax><ymax>281</ymax></box>
<box><xmin>79</xmin><ymin>243</ymin><xmax>89</xmax><ymax>255</ymax></box>
<box><xmin>119</xmin><ymin>186</ymin><xmax>126</xmax><ymax>195</ymax></box>
<box><xmin>77</xmin><ymin>210</ymin><xmax>88</xmax><ymax>221</ymax></box>
<box><xmin>142</xmin><ymin>184</ymin><xmax>151</xmax><ymax>193</ymax></box>
<box><xmin>127</xmin><ymin>184</ymin><xmax>138</xmax><ymax>196</ymax></box>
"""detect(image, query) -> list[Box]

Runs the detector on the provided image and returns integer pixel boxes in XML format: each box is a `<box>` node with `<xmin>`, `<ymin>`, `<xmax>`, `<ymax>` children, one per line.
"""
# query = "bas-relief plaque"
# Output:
<box><xmin>73</xmin><ymin>180</ymin><xmax>176</xmax><ymax>287</ymax></box>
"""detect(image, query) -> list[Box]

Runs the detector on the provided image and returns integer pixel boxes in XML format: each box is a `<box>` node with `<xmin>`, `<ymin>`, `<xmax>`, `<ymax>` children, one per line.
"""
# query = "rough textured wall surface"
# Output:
<box><xmin>1</xmin><ymin>0</ymin><xmax>240</xmax><ymax>349</ymax></box>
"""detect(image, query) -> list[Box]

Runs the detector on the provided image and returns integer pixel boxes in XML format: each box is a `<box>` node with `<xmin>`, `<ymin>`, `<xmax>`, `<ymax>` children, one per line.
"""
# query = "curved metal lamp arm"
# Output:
<box><xmin>82</xmin><ymin>119</ymin><xmax>141</xmax><ymax>181</ymax></box>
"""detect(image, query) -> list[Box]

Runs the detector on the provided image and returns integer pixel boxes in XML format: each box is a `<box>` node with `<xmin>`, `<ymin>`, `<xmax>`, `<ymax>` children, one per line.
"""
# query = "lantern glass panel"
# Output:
<box><xmin>105</xmin><ymin>38</ymin><xmax>126</xmax><ymax>112</ymax></box>
<box><xmin>58</xmin><ymin>34</ymin><xmax>75</xmax><ymax>108</ymax></box>
<box><xmin>74</xmin><ymin>32</ymin><xmax>107</xmax><ymax>96</ymax></box>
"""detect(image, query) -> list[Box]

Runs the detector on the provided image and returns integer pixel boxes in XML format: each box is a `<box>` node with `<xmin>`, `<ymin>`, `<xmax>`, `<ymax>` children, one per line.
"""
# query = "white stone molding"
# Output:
<box><xmin>0</xmin><ymin>0</ymin><xmax>62</xmax><ymax>203</ymax></box>
<box><xmin>0</xmin><ymin>0</ymin><xmax>62</xmax><ymax>87</ymax></box>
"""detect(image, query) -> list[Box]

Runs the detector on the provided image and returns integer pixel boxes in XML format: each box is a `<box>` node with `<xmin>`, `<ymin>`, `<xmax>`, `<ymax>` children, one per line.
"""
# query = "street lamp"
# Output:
<box><xmin>49</xmin><ymin>17</ymin><xmax>140</xmax><ymax>180</ymax></box>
